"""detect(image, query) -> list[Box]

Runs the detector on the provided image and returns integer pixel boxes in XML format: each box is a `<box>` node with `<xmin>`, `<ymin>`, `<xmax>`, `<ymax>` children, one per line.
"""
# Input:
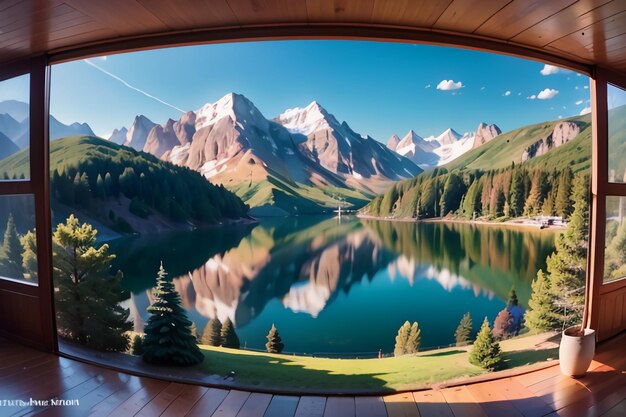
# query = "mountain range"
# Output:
<box><xmin>106</xmin><ymin>93</ymin><xmax>423</xmax><ymax>215</ymax></box>
<box><xmin>386</xmin><ymin>122</ymin><xmax>501</xmax><ymax>168</ymax></box>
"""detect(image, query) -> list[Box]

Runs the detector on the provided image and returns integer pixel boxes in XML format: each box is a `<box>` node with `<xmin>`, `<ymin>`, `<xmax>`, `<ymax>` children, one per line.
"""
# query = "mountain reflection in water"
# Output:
<box><xmin>112</xmin><ymin>216</ymin><xmax>556</xmax><ymax>354</ymax></box>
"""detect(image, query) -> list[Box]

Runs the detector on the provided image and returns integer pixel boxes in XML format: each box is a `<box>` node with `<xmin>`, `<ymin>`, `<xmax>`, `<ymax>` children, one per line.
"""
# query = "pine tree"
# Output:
<box><xmin>507</xmin><ymin>288</ymin><xmax>519</xmax><ymax>307</ymax></box>
<box><xmin>131</xmin><ymin>335</ymin><xmax>144</xmax><ymax>355</ymax></box>
<box><xmin>53</xmin><ymin>215</ymin><xmax>131</xmax><ymax>351</ymax></box>
<box><xmin>220</xmin><ymin>318</ymin><xmax>240</xmax><ymax>349</ymax></box>
<box><xmin>509</xmin><ymin>170</ymin><xmax>525</xmax><ymax>217</ymax></box>
<box><xmin>0</xmin><ymin>214</ymin><xmax>24</xmax><ymax>278</ymax></box>
<box><xmin>142</xmin><ymin>263</ymin><xmax>204</xmax><ymax>365</ymax></box>
<box><xmin>201</xmin><ymin>318</ymin><xmax>222</xmax><ymax>346</ymax></box>
<box><xmin>454</xmin><ymin>312</ymin><xmax>472</xmax><ymax>346</ymax></box>
<box><xmin>469</xmin><ymin>318</ymin><xmax>502</xmax><ymax>371</ymax></box>
<box><xmin>20</xmin><ymin>230</ymin><xmax>37</xmax><ymax>281</ymax></box>
<box><xmin>265</xmin><ymin>324</ymin><xmax>285</xmax><ymax>353</ymax></box>
<box><xmin>394</xmin><ymin>321</ymin><xmax>421</xmax><ymax>356</ymax></box>
<box><xmin>190</xmin><ymin>322</ymin><xmax>199</xmax><ymax>342</ymax></box>
<box><xmin>525</xmin><ymin>270</ymin><xmax>560</xmax><ymax>332</ymax></box>
<box><xmin>492</xmin><ymin>308</ymin><xmax>514</xmax><ymax>340</ymax></box>
<box><xmin>554</xmin><ymin>167</ymin><xmax>574</xmax><ymax>219</ymax></box>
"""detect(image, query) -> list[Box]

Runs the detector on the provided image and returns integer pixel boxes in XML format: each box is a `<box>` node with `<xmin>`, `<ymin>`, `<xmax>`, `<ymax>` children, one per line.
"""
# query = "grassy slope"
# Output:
<box><xmin>198</xmin><ymin>332</ymin><xmax>557</xmax><ymax>392</ymax></box>
<box><xmin>444</xmin><ymin>114</ymin><xmax>592</xmax><ymax>172</ymax></box>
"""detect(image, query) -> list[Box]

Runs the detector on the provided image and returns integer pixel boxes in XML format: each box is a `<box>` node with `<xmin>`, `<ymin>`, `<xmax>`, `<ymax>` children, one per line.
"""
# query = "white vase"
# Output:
<box><xmin>559</xmin><ymin>326</ymin><xmax>596</xmax><ymax>377</ymax></box>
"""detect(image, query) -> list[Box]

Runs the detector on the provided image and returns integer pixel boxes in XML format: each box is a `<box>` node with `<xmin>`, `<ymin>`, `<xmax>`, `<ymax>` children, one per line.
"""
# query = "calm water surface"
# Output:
<box><xmin>110</xmin><ymin>216</ymin><xmax>556</xmax><ymax>355</ymax></box>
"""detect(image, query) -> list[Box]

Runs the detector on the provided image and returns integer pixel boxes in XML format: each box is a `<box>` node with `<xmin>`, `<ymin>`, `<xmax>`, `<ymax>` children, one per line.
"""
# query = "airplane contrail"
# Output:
<box><xmin>83</xmin><ymin>59</ymin><xmax>186</xmax><ymax>114</ymax></box>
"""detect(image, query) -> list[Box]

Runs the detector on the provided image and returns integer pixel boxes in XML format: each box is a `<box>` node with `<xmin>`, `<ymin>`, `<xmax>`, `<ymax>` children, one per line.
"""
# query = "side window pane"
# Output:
<box><xmin>0</xmin><ymin>194</ymin><xmax>37</xmax><ymax>285</ymax></box>
<box><xmin>605</xmin><ymin>195</ymin><xmax>626</xmax><ymax>283</ymax></box>
<box><xmin>0</xmin><ymin>74</ymin><xmax>30</xmax><ymax>180</ymax></box>
<box><xmin>608</xmin><ymin>84</ymin><xmax>626</xmax><ymax>183</ymax></box>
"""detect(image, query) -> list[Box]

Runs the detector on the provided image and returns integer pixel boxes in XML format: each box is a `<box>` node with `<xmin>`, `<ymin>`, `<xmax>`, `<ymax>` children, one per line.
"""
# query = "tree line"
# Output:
<box><xmin>364</xmin><ymin>164</ymin><xmax>579</xmax><ymax>221</ymax></box>
<box><xmin>49</xmin><ymin>144</ymin><xmax>248</xmax><ymax>233</ymax></box>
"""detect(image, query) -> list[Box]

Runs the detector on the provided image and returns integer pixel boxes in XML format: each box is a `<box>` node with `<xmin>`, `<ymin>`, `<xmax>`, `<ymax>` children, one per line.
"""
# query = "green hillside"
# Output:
<box><xmin>608</xmin><ymin>104</ymin><xmax>626</xmax><ymax>181</ymax></box>
<box><xmin>445</xmin><ymin>114</ymin><xmax>592</xmax><ymax>172</ymax></box>
<box><xmin>0</xmin><ymin>136</ymin><xmax>250</xmax><ymax>234</ymax></box>
<box><xmin>362</xmin><ymin>112</ymin><xmax>600</xmax><ymax>220</ymax></box>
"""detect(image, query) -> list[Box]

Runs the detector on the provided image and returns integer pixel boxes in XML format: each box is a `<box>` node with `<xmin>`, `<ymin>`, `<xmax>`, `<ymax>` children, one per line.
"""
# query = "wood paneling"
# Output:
<box><xmin>0</xmin><ymin>288</ymin><xmax>42</xmax><ymax>345</ymax></box>
<box><xmin>597</xmin><ymin>283</ymin><xmax>626</xmax><ymax>340</ymax></box>
<box><xmin>0</xmin><ymin>0</ymin><xmax>625</xmax><ymax>75</ymax></box>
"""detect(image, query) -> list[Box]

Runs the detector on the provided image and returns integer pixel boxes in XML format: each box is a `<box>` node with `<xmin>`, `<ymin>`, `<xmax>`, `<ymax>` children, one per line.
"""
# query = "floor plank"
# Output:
<box><xmin>323</xmin><ymin>397</ymin><xmax>354</xmax><ymax>417</ymax></box>
<box><xmin>236</xmin><ymin>393</ymin><xmax>273</xmax><ymax>417</ymax></box>
<box><xmin>104</xmin><ymin>379</ymin><xmax>169</xmax><ymax>416</ymax></box>
<box><xmin>160</xmin><ymin>385</ymin><xmax>208</xmax><ymax>417</ymax></box>
<box><xmin>484</xmin><ymin>378</ymin><xmax>553</xmax><ymax>417</ymax></box>
<box><xmin>264</xmin><ymin>395</ymin><xmax>300</xmax><ymax>417</ymax></box>
<box><xmin>383</xmin><ymin>392</ymin><xmax>420</xmax><ymax>417</ymax></box>
<box><xmin>440</xmin><ymin>386</ymin><xmax>487</xmax><ymax>417</ymax></box>
<box><xmin>600</xmin><ymin>398</ymin><xmax>626</xmax><ymax>417</ymax></box>
<box><xmin>413</xmin><ymin>390</ymin><xmax>454</xmax><ymax>417</ymax></box>
<box><xmin>466</xmin><ymin>382</ymin><xmax>523</xmax><ymax>417</ymax></box>
<box><xmin>135</xmin><ymin>382</ymin><xmax>187</xmax><ymax>416</ymax></box>
<box><xmin>211</xmin><ymin>390</ymin><xmax>251</xmax><ymax>417</ymax></box>
<box><xmin>185</xmin><ymin>388</ymin><xmax>229</xmax><ymax>417</ymax></box>
<box><xmin>354</xmin><ymin>396</ymin><xmax>387</xmax><ymax>417</ymax></box>
<box><xmin>293</xmin><ymin>396</ymin><xmax>327</xmax><ymax>417</ymax></box>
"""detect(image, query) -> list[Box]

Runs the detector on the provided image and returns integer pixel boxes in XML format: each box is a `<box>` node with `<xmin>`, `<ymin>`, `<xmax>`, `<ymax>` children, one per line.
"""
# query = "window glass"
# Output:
<box><xmin>0</xmin><ymin>194</ymin><xmax>37</xmax><ymax>284</ymax></box>
<box><xmin>608</xmin><ymin>84</ymin><xmax>626</xmax><ymax>183</ymax></box>
<box><xmin>0</xmin><ymin>74</ymin><xmax>30</xmax><ymax>180</ymax></box>
<box><xmin>605</xmin><ymin>195</ymin><xmax>626</xmax><ymax>283</ymax></box>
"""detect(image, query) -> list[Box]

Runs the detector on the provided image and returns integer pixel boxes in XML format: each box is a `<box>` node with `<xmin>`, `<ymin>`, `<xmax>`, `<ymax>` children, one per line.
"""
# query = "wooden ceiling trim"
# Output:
<box><xmin>136</xmin><ymin>0</ymin><xmax>239</xmax><ymax>29</ymax></box>
<box><xmin>474</xmin><ymin>0</ymin><xmax>577</xmax><ymax>40</ymax></box>
<box><xmin>228</xmin><ymin>0</ymin><xmax>309</xmax><ymax>24</ymax></box>
<box><xmin>548</xmin><ymin>11</ymin><xmax>626</xmax><ymax>57</ymax></box>
<box><xmin>433</xmin><ymin>0</ymin><xmax>511</xmax><ymax>34</ymax></box>
<box><xmin>62</xmin><ymin>0</ymin><xmax>168</xmax><ymax>34</ymax></box>
<box><xmin>0</xmin><ymin>0</ymin><xmax>63</xmax><ymax>28</ymax></box>
<box><xmin>306</xmin><ymin>0</ymin><xmax>375</xmax><ymax>23</ymax></box>
<box><xmin>511</xmin><ymin>0</ymin><xmax>619</xmax><ymax>47</ymax></box>
<box><xmin>369</xmin><ymin>0</ymin><xmax>448</xmax><ymax>27</ymax></box>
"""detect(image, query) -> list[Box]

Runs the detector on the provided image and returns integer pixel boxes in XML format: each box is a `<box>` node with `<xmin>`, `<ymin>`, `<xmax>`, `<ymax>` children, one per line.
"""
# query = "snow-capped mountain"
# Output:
<box><xmin>432</xmin><ymin>131</ymin><xmax>476</xmax><ymax>166</ymax></box>
<box><xmin>276</xmin><ymin>101</ymin><xmax>422</xmax><ymax>193</ymax></box>
<box><xmin>387</xmin><ymin>130</ymin><xmax>439</xmax><ymax>167</ymax></box>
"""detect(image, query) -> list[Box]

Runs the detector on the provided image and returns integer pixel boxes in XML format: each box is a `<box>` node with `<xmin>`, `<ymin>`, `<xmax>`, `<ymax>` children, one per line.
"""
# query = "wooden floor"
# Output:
<box><xmin>0</xmin><ymin>335</ymin><xmax>624</xmax><ymax>417</ymax></box>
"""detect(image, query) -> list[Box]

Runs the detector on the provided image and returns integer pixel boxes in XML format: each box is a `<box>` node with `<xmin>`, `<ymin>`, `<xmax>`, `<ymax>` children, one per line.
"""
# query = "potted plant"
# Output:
<box><xmin>557</xmin><ymin>292</ymin><xmax>595</xmax><ymax>378</ymax></box>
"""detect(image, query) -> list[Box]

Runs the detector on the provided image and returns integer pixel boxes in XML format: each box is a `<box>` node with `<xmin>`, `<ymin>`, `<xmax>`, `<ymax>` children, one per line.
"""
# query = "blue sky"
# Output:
<box><xmin>4</xmin><ymin>40</ymin><xmax>592</xmax><ymax>140</ymax></box>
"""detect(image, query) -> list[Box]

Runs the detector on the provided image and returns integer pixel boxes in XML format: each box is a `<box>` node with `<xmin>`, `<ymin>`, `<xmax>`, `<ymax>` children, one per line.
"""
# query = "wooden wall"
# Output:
<box><xmin>597</xmin><ymin>283</ymin><xmax>626</xmax><ymax>341</ymax></box>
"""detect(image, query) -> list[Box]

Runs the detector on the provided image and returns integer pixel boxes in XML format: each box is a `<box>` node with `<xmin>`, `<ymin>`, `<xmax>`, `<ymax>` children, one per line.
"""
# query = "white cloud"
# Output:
<box><xmin>563</xmin><ymin>106</ymin><xmax>567</xmax><ymax>109</ymax></box>
<box><xmin>518</xmin><ymin>92</ymin><xmax>522</xmax><ymax>96</ymax></box>
<box><xmin>558</xmin><ymin>115</ymin><xmax>563</xmax><ymax>119</ymax></box>
<box><xmin>425</xmin><ymin>84</ymin><xmax>431</xmax><ymax>89</ymax></box>
<box><xmin>540</xmin><ymin>64</ymin><xmax>563</xmax><ymax>75</ymax></box>
<box><xmin>575</xmin><ymin>86</ymin><xmax>579</xmax><ymax>90</ymax></box>
<box><xmin>527</xmin><ymin>95</ymin><xmax>537</xmax><ymax>100</ymax></box>
<box><xmin>575</xmin><ymin>100</ymin><xmax>583</xmax><ymax>105</ymax></box>
<box><xmin>504</xmin><ymin>90</ymin><xmax>511</xmax><ymax>96</ymax></box>
<box><xmin>537</xmin><ymin>88</ymin><xmax>559</xmax><ymax>99</ymax></box>
<box><xmin>584</xmin><ymin>85</ymin><xmax>589</xmax><ymax>89</ymax></box>
<box><xmin>579</xmin><ymin>106</ymin><xmax>591</xmax><ymax>115</ymax></box>
<box><xmin>437</xmin><ymin>79</ymin><xmax>463</xmax><ymax>91</ymax></box>
<box><xmin>480</xmin><ymin>86</ymin><xmax>486</xmax><ymax>90</ymax></box>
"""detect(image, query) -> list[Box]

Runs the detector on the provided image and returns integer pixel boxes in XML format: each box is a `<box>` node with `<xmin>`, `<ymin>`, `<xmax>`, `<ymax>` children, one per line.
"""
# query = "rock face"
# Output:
<box><xmin>277</xmin><ymin>101</ymin><xmax>421</xmax><ymax>194</ymax></box>
<box><xmin>521</xmin><ymin>121</ymin><xmax>580</xmax><ymax>162</ymax></box>
<box><xmin>108</xmin><ymin>127</ymin><xmax>128</xmax><ymax>145</ymax></box>
<box><xmin>144</xmin><ymin>111</ymin><xmax>196</xmax><ymax>158</ymax></box>
<box><xmin>123</xmin><ymin>115</ymin><xmax>156</xmax><ymax>150</ymax></box>
<box><xmin>473</xmin><ymin>122</ymin><xmax>501</xmax><ymax>148</ymax></box>
<box><xmin>436</xmin><ymin>128</ymin><xmax>462</xmax><ymax>146</ymax></box>
<box><xmin>386</xmin><ymin>134</ymin><xmax>401</xmax><ymax>151</ymax></box>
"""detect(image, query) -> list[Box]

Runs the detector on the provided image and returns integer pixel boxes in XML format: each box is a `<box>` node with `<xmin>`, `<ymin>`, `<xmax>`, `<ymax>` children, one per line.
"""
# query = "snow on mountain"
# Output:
<box><xmin>433</xmin><ymin>131</ymin><xmax>476</xmax><ymax>166</ymax></box>
<box><xmin>391</xmin><ymin>130</ymin><xmax>439</xmax><ymax>167</ymax></box>
<box><xmin>435</xmin><ymin>128</ymin><xmax>462</xmax><ymax>146</ymax></box>
<box><xmin>275</xmin><ymin>101</ymin><xmax>422</xmax><ymax>193</ymax></box>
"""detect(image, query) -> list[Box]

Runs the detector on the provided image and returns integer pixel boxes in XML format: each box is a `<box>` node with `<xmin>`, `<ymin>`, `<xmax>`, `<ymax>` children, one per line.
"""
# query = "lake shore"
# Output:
<box><xmin>357</xmin><ymin>214</ymin><xmax>566</xmax><ymax>231</ymax></box>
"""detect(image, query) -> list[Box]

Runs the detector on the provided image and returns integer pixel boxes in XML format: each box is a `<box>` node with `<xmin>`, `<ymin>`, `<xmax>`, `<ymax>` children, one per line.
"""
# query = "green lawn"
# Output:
<box><xmin>197</xmin><ymin>332</ymin><xmax>558</xmax><ymax>393</ymax></box>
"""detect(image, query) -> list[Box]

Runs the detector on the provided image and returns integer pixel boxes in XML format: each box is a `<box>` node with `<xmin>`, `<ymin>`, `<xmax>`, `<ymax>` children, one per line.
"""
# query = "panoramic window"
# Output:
<box><xmin>0</xmin><ymin>74</ymin><xmax>30</xmax><ymax>180</ymax></box>
<box><xmin>608</xmin><ymin>84</ymin><xmax>626</xmax><ymax>183</ymax></box>
<box><xmin>47</xmin><ymin>41</ymin><xmax>592</xmax><ymax>391</ymax></box>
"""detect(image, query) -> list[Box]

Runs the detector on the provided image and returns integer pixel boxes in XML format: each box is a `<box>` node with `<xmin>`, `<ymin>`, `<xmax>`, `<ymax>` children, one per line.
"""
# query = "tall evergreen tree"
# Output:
<box><xmin>525</xmin><ymin>270</ymin><xmax>560</xmax><ymax>332</ymax></box>
<box><xmin>469</xmin><ymin>318</ymin><xmax>502</xmax><ymax>371</ymax></box>
<box><xmin>265</xmin><ymin>324</ymin><xmax>285</xmax><ymax>353</ymax></box>
<box><xmin>131</xmin><ymin>335</ymin><xmax>144</xmax><ymax>355</ymax></box>
<box><xmin>394</xmin><ymin>321</ymin><xmax>421</xmax><ymax>356</ymax></box>
<box><xmin>454</xmin><ymin>312</ymin><xmax>473</xmax><ymax>346</ymax></box>
<box><xmin>554</xmin><ymin>167</ymin><xmax>574</xmax><ymax>219</ymax></box>
<box><xmin>509</xmin><ymin>169</ymin><xmax>525</xmax><ymax>217</ymax></box>
<box><xmin>220</xmin><ymin>318</ymin><xmax>240</xmax><ymax>349</ymax></box>
<box><xmin>507</xmin><ymin>288</ymin><xmax>519</xmax><ymax>307</ymax></box>
<box><xmin>0</xmin><ymin>214</ymin><xmax>24</xmax><ymax>278</ymax></box>
<box><xmin>201</xmin><ymin>318</ymin><xmax>222</xmax><ymax>346</ymax></box>
<box><xmin>53</xmin><ymin>215</ymin><xmax>131</xmax><ymax>351</ymax></box>
<box><xmin>20</xmin><ymin>230</ymin><xmax>37</xmax><ymax>281</ymax></box>
<box><xmin>142</xmin><ymin>263</ymin><xmax>203</xmax><ymax>365</ymax></box>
